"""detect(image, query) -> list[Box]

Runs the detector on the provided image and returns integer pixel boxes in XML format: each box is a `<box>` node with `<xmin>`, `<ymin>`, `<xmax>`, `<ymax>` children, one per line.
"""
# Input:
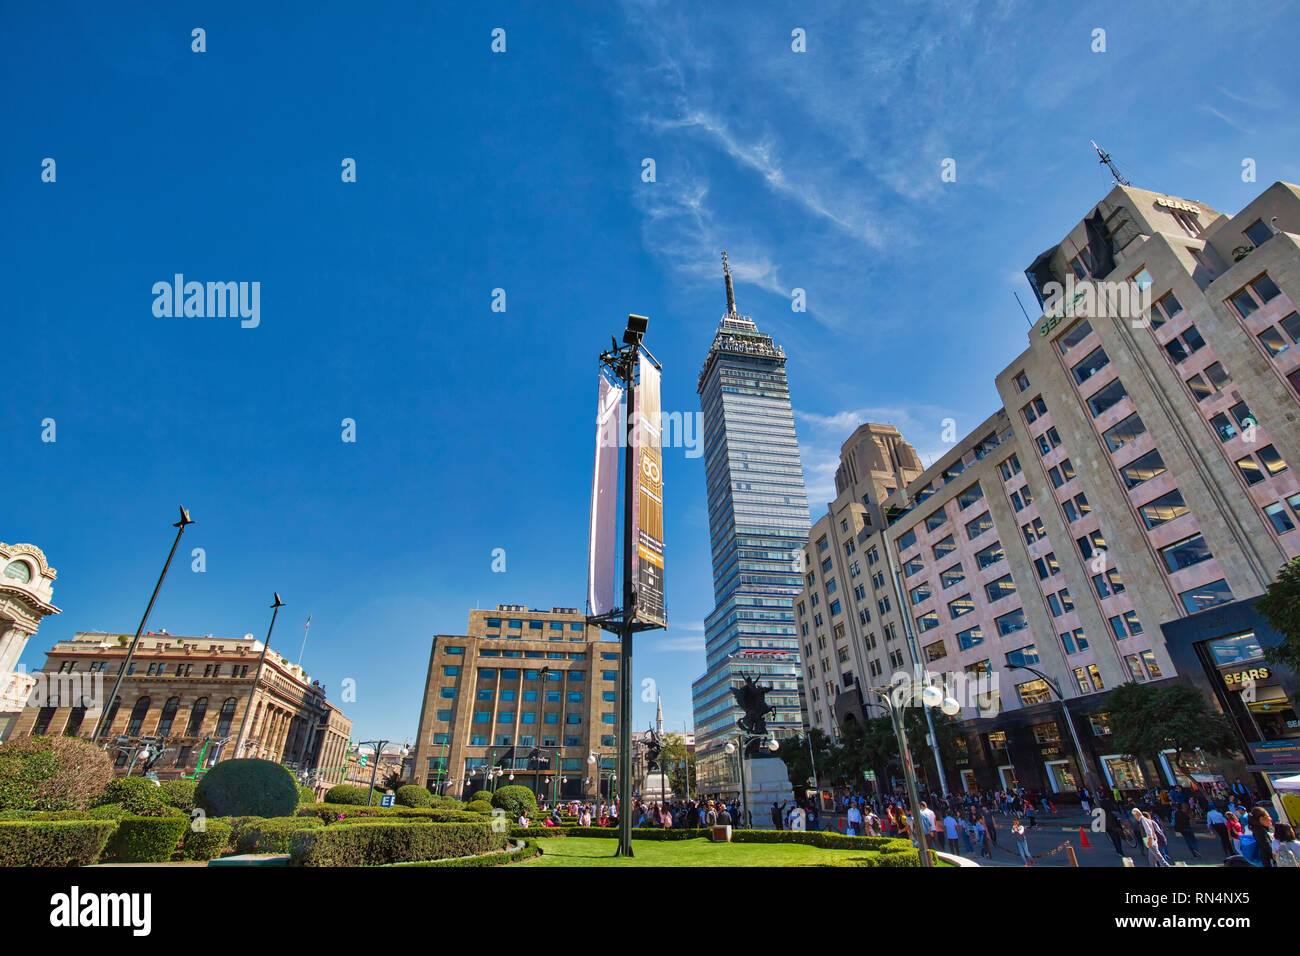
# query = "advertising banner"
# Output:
<box><xmin>587</xmin><ymin>371</ymin><xmax>623</xmax><ymax>617</ymax></box>
<box><xmin>632</xmin><ymin>356</ymin><xmax>666</xmax><ymax>626</ymax></box>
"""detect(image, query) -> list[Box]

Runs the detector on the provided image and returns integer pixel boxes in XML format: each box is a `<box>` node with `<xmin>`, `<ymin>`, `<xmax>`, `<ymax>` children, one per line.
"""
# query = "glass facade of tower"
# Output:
<box><xmin>691</xmin><ymin>309</ymin><xmax>810</xmax><ymax>792</ymax></box>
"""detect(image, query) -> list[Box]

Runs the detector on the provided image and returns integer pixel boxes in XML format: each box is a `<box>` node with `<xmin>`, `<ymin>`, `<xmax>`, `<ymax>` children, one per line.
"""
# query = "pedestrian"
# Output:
<box><xmin>982</xmin><ymin>805</ymin><xmax>998</xmax><ymax>846</ymax></box>
<box><xmin>1132</xmin><ymin>809</ymin><xmax>1168</xmax><ymax>867</ymax></box>
<box><xmin>846</xmin><ymin>801</ymin><xmax>863</xmax><ymax>836</ymax></box>
<box><xmin>1272</xmin><ymin>823</ymin><xmax>1300</xmax><ymax>867</ymax></box>
<box><xmin>1248</xmin><ymin>807</ymin><xmax>1275</xmax><ymax>868</ymax></box>
<box><xmin>943</xmin><ymin>811</ymin><xmax>961</xmax><ymax>855</ymax></box>
<box><xmin>1011</xmin><ymin>818</ymin><xmax>1033</xmax><ymax>866</ymax></box>
<box><xmin>1173</xmin><ymin>804</ymin><xmax>1201</xmax><ymax>859</ymax></box>
<box><xmin>772</xmin><ymin>801</ymin><xmax>783</xmax><ymax>830</ymax></box>
<box><xmin>1206</xmin><ymin>803</ymin><xmax>1232</xmax><ymax>855</ymax></box>
<box><xmin>1104</xmin><ymin>803</ymin><xmax>1126</xmax><ymax>856</ymax></box>
<box><xmin>975</xmin><ymin>818</ymin><xmax>991</xmax><ymax>858</ymax></box>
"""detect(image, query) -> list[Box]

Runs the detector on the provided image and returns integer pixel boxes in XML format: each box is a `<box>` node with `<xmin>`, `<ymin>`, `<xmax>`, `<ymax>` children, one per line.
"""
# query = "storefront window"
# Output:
<box><xmin>1102</xmin><ymin>754</ymin><xmax>1145</xmax><ymax>789</ymax></box>
<box><xmin>1206</xmin><ymin>632</ymin><xmax>1263</xmax><ymax>666</ymax></box>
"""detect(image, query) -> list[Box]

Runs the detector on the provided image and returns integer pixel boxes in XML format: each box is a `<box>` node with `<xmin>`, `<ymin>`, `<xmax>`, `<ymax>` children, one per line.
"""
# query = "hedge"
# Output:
<box><xmin>295</xmin><ymin>804</ymin><xmax>485</xmax><ymax>824</ymax></box>
<box><xmin>467</xmin><ymin>800</ymin><xmax>494</xmax><ymax>814</ymax></box>
<box><xmin>105</xmin><ymin>816</ymin><xmax>190</xmax><ymax>862</ymax></box>
<box><xmin>468</xmin><ymin>790</ymin><xmax>493</xmax><ymax>803</ymax></box>
<box><xmin>818</xmin><ymin>849</ymin><xmax>939</xmax><ymax>867</ymax></box>
<box><xmin>236</xmin><ymin>817</ymin><xmax>323</xmax><ymax>853</ymax></box>
<box><xmin>0</xmin><ymin>820</ymin><xmax>117</xmax><ymax>866</ymax></box>
<box><xmin>298</xmin><ymin>786</ymin><xmax>318</xmax><ymax>805</ymax></box>
<box><xmin>491</xmin><ymin>785</ymin><xmax>537</xmax><ymax>820</ymax></box>
<box><xmin>395</xmin><ymin>785</ymin><xmax>433</xmax><ymax>808</ymax></box>
<box><xmin>196</xmin><ymin>759</ymin><xmax>299</xmax><ymax>818</ymax></box>
<box><xmin>395</xmin><ymin>839</ymin><xmax>542</xmax><ymax>867</ymax></box>
<box><xmin>323</xmin><ymin>784</ymin><xmax>377</xmax><ymax>805</ymax></box>
<box><xmin>158</xmin><ymin>780</ymin><xmax>198</xmax><ymax>811</ymax></box>
<box><xmin>96</xmin><ymin>776</ymin><xmax>162</xmax><ymax>808</ymax></box>
<box><xmin>181</xmin><ymin>819</ymin><xmax>233</xmax><ymax>861</ymax></box>
<box><xmin>0</xmin><ymin>735</ymin><xmax>114</xmax><ymax>811</ymax></box>
<box><xmin>506</xmin><ymin>827</ymin><xmax>917</xmax><ymax>854</ymax></box>
<box><xmin>289</xmin><ymin>821</ymin><xmax>505</xmax><ymax>866</ymax></box>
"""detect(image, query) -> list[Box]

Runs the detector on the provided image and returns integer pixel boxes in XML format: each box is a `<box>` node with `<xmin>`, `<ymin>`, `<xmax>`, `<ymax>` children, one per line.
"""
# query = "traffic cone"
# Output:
<box><xmin>1079</xmin><ymin>826</ymin><xmax>1091</xmax><ymax>848</ymax></box>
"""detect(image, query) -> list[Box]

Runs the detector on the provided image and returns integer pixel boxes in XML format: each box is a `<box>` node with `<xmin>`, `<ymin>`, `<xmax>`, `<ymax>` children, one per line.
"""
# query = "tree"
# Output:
<box><xmin>1257</xmin><ymin>558</ymin><xmax>1300</xmax><ymax>700</ymax></box>
<box><xmin>776</xmin><ymin>728</ymin><xmax>833</xmax><ymax>790</ymax></box>
<box><xmin>661</xmin><ymin>734</ymin><xmax>696</xmax><ymax>798</ymax></box>
<box><xmin>1104</xmin><ymin>682</ymin><xmax>1239</xmax><ymax>782</ymax></box>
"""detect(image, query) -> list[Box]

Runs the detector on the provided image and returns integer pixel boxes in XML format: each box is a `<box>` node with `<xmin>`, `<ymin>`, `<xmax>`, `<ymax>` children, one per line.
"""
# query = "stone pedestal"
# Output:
<box><xmin>640</xmin><ymin>771</ymin><xmax>673</xmax><ymax>803</ymax></box>
<box><xmin>740</xmin><ymin>755</ymin><xmax>795</xmax><ymax>829</ymax></box>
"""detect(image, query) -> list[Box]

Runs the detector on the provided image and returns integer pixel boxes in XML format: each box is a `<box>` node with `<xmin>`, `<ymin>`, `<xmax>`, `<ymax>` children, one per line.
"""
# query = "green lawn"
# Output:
<box><xmin>511</xmin><ymin>836</ymin><xmax>897</xmax><ymax>867</ymax></box>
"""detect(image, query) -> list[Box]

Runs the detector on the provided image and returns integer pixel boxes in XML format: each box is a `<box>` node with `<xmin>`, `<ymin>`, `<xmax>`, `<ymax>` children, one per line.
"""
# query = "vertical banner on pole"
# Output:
<box><xmin>588</xmin><ymin>371</ymin><xmax>623</xmax><ymax>617</ymax></box>
<box><xmin>632</xmin><ymin>355</ymin><xmax>666</xmax><ymax>627</ymax></box>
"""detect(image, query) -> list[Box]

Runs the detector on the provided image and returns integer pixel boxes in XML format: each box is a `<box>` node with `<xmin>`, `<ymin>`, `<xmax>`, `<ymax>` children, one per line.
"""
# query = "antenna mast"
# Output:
<box><xmin>1091</xmin><ymin>140</ymin><xmax>1130</xmax><ymax>186</ymax></box>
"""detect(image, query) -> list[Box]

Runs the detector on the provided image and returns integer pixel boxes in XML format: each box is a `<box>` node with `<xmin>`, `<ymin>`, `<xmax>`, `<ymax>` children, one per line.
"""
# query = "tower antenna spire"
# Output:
<box><xmin>1091</xmin><ymin>140</ymin><xmax>1130</xmax><ymax>186</ymax></box>
<box><xmin>722</xmin><ymin>251</ymin><xmax>737</xmax><ymax>316</ymax></box>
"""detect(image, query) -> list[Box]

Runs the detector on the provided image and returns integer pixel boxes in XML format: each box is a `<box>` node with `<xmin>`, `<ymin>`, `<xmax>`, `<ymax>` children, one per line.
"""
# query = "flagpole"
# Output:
<box><xmin>297</xmin><ymin>615</ymin><xmax>311</xmax><ymax>668</ymax></box>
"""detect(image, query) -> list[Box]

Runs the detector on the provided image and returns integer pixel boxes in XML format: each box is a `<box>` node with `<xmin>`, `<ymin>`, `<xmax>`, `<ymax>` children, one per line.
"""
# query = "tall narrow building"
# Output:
<box><xmin>692</xmin><ymin>254</ymin><xmax>811</xmax><ymax>798</ymax></box>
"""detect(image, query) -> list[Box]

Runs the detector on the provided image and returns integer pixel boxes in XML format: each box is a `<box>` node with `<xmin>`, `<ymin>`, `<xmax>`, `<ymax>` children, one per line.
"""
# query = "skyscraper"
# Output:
<box><xmin>691</xmin><ymin>254</ymin><xmax>811</xmax><ymax>796</ymax></box>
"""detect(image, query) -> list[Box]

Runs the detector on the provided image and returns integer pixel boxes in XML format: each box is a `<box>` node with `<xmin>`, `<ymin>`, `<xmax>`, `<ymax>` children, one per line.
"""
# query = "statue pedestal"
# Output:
<box><xmin>640</xmin><ymin>771</ymin><xmax>673</xmax><ymax>803</ymax></box>
<box><xmin>740</xmin><ymin>756</ymin><xmax>794</xmax><ymax>829</ymax></box>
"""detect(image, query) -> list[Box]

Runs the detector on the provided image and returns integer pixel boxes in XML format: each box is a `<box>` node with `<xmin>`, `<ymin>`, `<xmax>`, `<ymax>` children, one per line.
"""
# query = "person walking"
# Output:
<box><xmin>1272</xmin><ymin>823</ymin><xmax>1300</xmax><ymax>867</ymax></box>
<box><xmin>846</xmin><ymin>801</ymin><xmax>863</xmax><ymax>836</ymax></box>
<box><xmin>1132</xmin><ymin>809</ymin><xmax>1168</xmax><ymax>867</ymax></box>
<box><xmin>943</xmin><ymin>811</ymin><xmax>961</xmax><ymax>855</ymax></box>
<box><xmin>771</xmin><ymin>801</ymin><xmax>783</xmax><ymax>830</ymax></box>
<box><xmin>1011</xmin><ymin>818</ymin><xmax>1033</xmax><ymax>866</ymax></box>
<box><xmin>1173</xmin><ymin>804</ymin><xmax>1201</xmax><ymax>859</ymax></box>
<box><xmin>975</xmin><ymin>818</ymin><xmax>991</xmax><ymax>859</ymax></box>
<box><xmin>1206</xmin><ymin>804</ymin><xmax>1232</xmax><ymax>856</ymax></box>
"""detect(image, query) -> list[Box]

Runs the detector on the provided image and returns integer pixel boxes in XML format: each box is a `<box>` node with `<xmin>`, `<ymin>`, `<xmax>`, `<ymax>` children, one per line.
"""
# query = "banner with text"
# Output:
<box><xmin>632</xmin><ymin>355</ymin><xmax>666</xmax><ymax>627</ymax></box>
<box><xmin>587</xmin><ymin>370</ymin><xmax>623</xmax><ymax>617</ymax></box>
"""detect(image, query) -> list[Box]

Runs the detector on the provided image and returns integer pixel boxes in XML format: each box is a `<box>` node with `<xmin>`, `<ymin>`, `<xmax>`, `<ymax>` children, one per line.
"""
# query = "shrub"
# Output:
<box><xmin>105</xmin><ymin>816</ymin><xmax>189</xmax><ymax>862</ymax></box>
<box><xmin>0</xmin><ymin>820</ymin><xmax>117</xmax><ymax>866</ymax></box>
<box><xmin>289</xmin><ymin>821</ymin><xmax>504</xmax><ymax>866</ymax></box>
<box><xmin>158</xmin><ymin>779</ymin><xmax>198</xmax><ymax>811</ymax></box>
<box><xmin>0</xmin><ymin>735</ymin><xmax>114</xmax><ymax>811</ymax></box>
<box><xmin>295</xmin><ymin>804</ymin><xmax>485</xmax><ymax>824</ymax></box>
<box><xmin>195</xmin><ymin>759</ymin><xmax>299</xmax><ymax>818</ymax></box>
<box><xmin>121</xmin><ymin>785</ymin><xmax>171</xmax><ymax>817</ymax></box>
<box><xmin>323</xmin><ymin>784</ymin><xmax>376</xmax><ymax>805</ymax></box>
<box><xmin>236</xmin><ymin>816</ymin><xmax>323</xmax><ymax>853</ymax></box>
<box><xmin>467</xmin><ymin>800</ymin><xmax>494</xmax><ymax>815</ymax></box>
<box><xmin>95</xmin><ymin>776</ymin><xmax>161</xmax><ymax>808</ymax></box>
<box><xmin>85</xmin><ymin>803</ymin><xmax>129</xmax><ymax>820</ymax></box>
<box><xmin>469</xmin><ymin>789</ymin><xmax>493</xmax><ymax>803</ymax></box>
<box><xmin>181</xmin><ymin>819</ymin><xmax>233</xmax><ymax>860</ymax></box>
<box><xmin>397</xmin><ymin>838</ymin><xmax>542</xmax><ymax>867</ymax></box>
<box><xmin>429</xmin><ymin>795</ymin><xmax>465</xmax><ymax>810</ymax></box>
<box><xmin>298</xmin><ymin>786</ymin><xmax>317</xmax><ymax>804</ymax></box>
<box><xmin>491</xmin><ymin>785</ymin><xmax>537</xmax><ymax>821</ymax></box>
<box><xmin>396</xmin><ymin>785</ymin><xmax>433</xmax><ymax>808</ymax></box>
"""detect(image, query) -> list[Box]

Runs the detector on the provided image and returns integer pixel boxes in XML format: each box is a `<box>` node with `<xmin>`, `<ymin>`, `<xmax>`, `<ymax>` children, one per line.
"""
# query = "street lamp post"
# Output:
<box><xmin>358</xmin><ymin>740</ymin><xmax>408</xmax><ymax>806</ymax></box>
<box><xmin>724</xmin><ymin>730</ymin><xmax>780</xmax><ymax>829</ymax></box>
<box><xmin>94</xmin><ymin>506</ymin><xmax>194</xmax><ymax>746</ymax></box>
<box><xmin>234</xmin><ymin>593</ymin><xmax>285</xmax><ymax>759</ymax></box>
<box><xmin>1008</xmin><ymin>663</ymin><xmax>1098</xmax><ymax>795</ymax></box>
<box><xmin>588</xmin><ymin>314</ymin><xmax>667</xmax><ymax>858</ymax></box>
<box><xmin>863</xmin><ymin>675</ymin><xmax>959</xmax><ymax>868</ymax></box>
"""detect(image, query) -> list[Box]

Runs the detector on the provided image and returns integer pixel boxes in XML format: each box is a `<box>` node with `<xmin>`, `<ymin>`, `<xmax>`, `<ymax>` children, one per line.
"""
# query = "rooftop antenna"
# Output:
<box><xmin>1013</xmin><ymin>291</ymin><xmax>1033</xmax><ymax>326</ymax></box>
<box><xmin>1091</xmin><ymin>140</ymin><xmax>1130</xmax><ymax>187</ymax></box>
<box><xmin>722</xmin><ymin>251</ymin><xmax>737</xmax><ymax>316</ymax></box>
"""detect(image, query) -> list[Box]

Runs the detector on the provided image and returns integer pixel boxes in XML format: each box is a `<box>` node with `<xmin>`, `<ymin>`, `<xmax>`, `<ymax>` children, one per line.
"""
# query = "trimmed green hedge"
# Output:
<box><xmin>0</xmin><ymin>820</ymin><xmax>117</xmax><ymax>866</ymax></box>
<box><xmin>395</xmin><ymin>839</ymin><xmax>542</xmax><ymax>867</ymax></box>
<box><xmin>236</xmin><ymin>817</ymin><xmax>323</xmax><ymax>853</ymax></box>
<box><xmin>181</xmin><ymin>819</ymin><xmax>233</xmax><ymax>861</ymax></box>
<box><xmin>295</xmin><ymin>804</ymin><xmax>485</xmax><ymax>824</ymax></box>
<box><xmin>196</xmin><ymin>759</ymin><xmax>299</xmax><ymax>818</ymax></box>
<box><xmin>159</xmin><ymin>780</ymin><xmax>198</xmax><ymax>811</ymax></box>
<box><xmin>0</xmin><ymin>735</ymin><xmax>114</xmax><ymax>812</ymax></box>
<box><xmin>323</xmin><ymin>784</ymin><xmax>376</xmax><ymax>805</ymax></box>
<box><xmin>105</xmin><ymin>816</ymin><xmax>189</xmax><ymax>862</ymax></box>
<box><xmin>491</xmin><ymin>785</ymin><xmax>537</xmax><ymax>820</ymax></box>
<box><xmin>298</xmin><ymin>786</ymin><xmax>318</xmax><ymax>805</ymax></box>
<box><xmin>467</xmin><ymin>800</ymin><xmax>494</xmax><ymax>814</ymax></box>
<box><xmin>468</xmin><ymin>790</ymin><xmax>493</xmax><ymax>803</ymax></box>
<box><xmin>506</xmin><ymin>827</ymin><xmax>918</xmax><ymax>854</ymax></box>
<box><xmin>818</xmin><ymin>849</ymin><xmax>939</xmax><ymax>867</ymax></box>
<box><xmin>289</xmin><ymin>821</ymin><xmax>505</xmax><ymax>866</ymax></box>
<box><xmin>395</xmin><ymin>785</ymin><xmax>433</xmax><ymax>808</ymax></box>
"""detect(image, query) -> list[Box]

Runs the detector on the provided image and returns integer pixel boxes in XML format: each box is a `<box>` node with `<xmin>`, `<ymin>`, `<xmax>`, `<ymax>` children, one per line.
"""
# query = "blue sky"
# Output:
<box><xmin>4</xmin><ymin>0</ymin><xmax>1299</xmax><ymax>744</ymax></box>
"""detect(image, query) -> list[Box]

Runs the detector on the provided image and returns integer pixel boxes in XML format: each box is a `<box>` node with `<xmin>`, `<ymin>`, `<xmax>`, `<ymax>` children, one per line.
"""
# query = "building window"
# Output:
<box><xmin>1058</xmin><ymin>320</ymin><xmax>1094</xmax><ymax>355</ymax></box>
<box><xmin>1161</xmin><ymin>534</ymin><xmax>1214</xmax><ymax>573</ymax></box>
<box><xmin>985</xmin><ymin>575</ymin><xmax>1016</xmax><ymax>602</ymax></box>
<box><xmin>1178</xmin><ymin>579</ymin><xmax>1234</xmax><ymax>614</ymax></box>
<box><xmin>1074</xmin><ymin>665</ymin><xmax>1105</xmax><ymax>693</ymax></box>
<box><xmin>1016</xmin><ymin>679</ymin><xmax>1053</xmax><ymax>707</ymax></box>
<box><xmin>1121</xmin><ymin>449</ymin><xmax>1166</xmax><ymax>489</ymax></box>
<box><xmin>956</xmin><ymin>626</ymin><xmax>984</xmax><ymax>650</ymax></box>
<box><xmin>1072</xmin><ymin>346</ymin><xmax>1111</xmax><ymax>385</ymax></box>
<box><xmin>1087</xmin><ymin>379</ymin><xmax>1128</xmax><ymax>418</ymax></box>
<box><xmin>213</xmin><ymin>698</ymin><xmax>237</xmax><ymax>738</ymax></box>
<box><xmin>975</xmin><ymin>541</ymin><xmax>1005</xmax><ymax>569</ymax></box>
<box><xmin>995</xmin><ymin>608</ymin><xmax>1028</xmax><ymax>636</ymax></box>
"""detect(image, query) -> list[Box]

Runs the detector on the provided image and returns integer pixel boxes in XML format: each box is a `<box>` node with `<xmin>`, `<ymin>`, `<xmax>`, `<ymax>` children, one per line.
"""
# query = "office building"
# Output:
<box><xmin>801</xmin><ymin>182</ymin><xmax>1300</xmax><ymax>798</ymax></box>
<box><xmin>410</xmin><ymin>605</ymin><xmax>620</xmax><ymax>801</ymax></box>
<box><xmin>691</xmin><ymin>255</ymin><xmax>810</xmax><ymax>796</ymax></box>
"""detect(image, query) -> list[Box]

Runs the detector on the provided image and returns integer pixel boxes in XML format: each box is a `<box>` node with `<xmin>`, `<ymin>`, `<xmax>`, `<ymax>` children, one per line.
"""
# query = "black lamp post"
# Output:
<box><xmin>94</xmin><ymin>506</ymin><xmax>194</xmax><ymax>746</ymax></box>
<box><xmin>588</xmin><ymin>314</ymin><xmax>666</xmax><ymax>858</ymax></box>
<box><xmin>234</xmin><ymin>592</ymin><xmax>284</xmax><ymax>759</ymax></box>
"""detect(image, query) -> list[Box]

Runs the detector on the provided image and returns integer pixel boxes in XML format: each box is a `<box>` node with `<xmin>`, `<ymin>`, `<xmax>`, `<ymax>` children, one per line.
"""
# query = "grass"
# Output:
<box><xmin>510</xmin><ymin>836</ymin><xmax>901</xmax><ymax>867</ymax></box>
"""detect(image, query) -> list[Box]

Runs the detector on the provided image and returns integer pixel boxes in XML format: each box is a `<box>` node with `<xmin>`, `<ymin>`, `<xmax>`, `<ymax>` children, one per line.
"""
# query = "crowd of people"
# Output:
<box><xmin>520</xmin><ymin>777</ymin><xmax>1298</xmax><ymax>868</ymax></box>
